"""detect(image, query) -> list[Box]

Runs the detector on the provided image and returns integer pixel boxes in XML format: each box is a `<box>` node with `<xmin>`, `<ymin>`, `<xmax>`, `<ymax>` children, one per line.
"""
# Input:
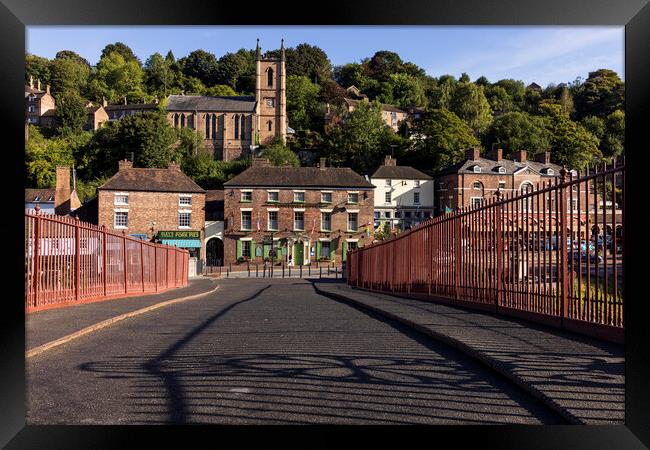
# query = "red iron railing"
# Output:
<box><xmin>348</xmin><ymin>160</ymin><xmax>624</xmax><ymax>342</ymax></box>
<box><xmin>25</xmin><ymin>210</ymin><xmax>189</xmax><ymax>313</ymax></box>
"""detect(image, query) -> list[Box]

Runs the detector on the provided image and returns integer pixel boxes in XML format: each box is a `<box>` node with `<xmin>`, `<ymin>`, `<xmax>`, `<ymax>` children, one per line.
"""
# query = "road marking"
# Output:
<box><xmin>26</xmin><ymin>283</ymin><xmax>220</xmax><ymax>359</ymax></box>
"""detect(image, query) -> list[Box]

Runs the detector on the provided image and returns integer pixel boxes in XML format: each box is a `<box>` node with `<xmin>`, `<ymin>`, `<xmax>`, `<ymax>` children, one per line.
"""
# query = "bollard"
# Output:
<box><xmin>282</xmin><ymin>262</ymin><xmax>285</xmax><ymax>278</ymax></box>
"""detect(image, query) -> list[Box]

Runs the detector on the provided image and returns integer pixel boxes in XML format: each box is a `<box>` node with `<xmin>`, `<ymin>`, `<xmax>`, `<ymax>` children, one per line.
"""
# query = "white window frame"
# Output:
<box><xmin>267</xmin><ymin>210</ymin><xmax>279</xmax><ymax>231</ymax></box>
<box><xmin>294</xmin><ymin>210</ymin><xmax>305</xmax><ymax>231</ymax></box>
<box><xmin>348</xmin><ymin>191</ymin><xmax>359</xmax><ymax>204</ymax></box>
<box><xmin>293</xmin><ymin>190</ymin><xmax>305</xmax><ymax>203</ymax></box>
<box><xmin>114</xmin><ymin>209</ymin><xmax>129</xmax><ymax>229</ymax></box>
<box><xmin>384</xmin><ymin>179</ymin><xmax>391</xmax><ymax>187</ymax></box>
<box><xmin>114</xmin><ymin>192</ymin><xmax>129</xmax><ymax>206</ymax></box>
<box><xmin>347</xmin><ymin>212</ymin><xmax>359</xmax><ymax>232</ymax></box>
<box><xmin>498</xmin><ymin>181</ymin><xmax>506</xmax><ymax>189</ymax></box>
<box><xmin>179</xmin><ymin>195</ymin><xmax>192</xmax><ymax>206</ymax></box>
<box><xmin>414</xmin><ymin>192</ymin><xmax>420</xmax><ymax>204</ymax></box>
<box><xmin>178</xmin><ymin>210</ymin><xmax>191</xmax><ymax>229</ymax></box>
<box><xmin>321</xmin><ymin>211</ymin><xmax>332</xmax><ymax>232</ymax></box>
<box><xmin>470</xmin><ymin>197</ymin><xmax>484</xmax><ymax>208</ymax></box>
<box><xmin>320</xmin><ymin>191</ymin><xmax>333</xmax><ymax>203</ymax></box>
<box><xmin>473</xmin><ymin>166</ymin><xmax>482</xmax><ymax>173</ymax></box>
<box><xmin>385</xmin><ymin>191</ymin><xmax>391</xmax><ymax>204</ymax></box>
<box><xmin>241</xmin><ymin>209</ymin><xmax>253</xmax><ymax>231</ymax></box>
<box><xmin>267</xmin><ymin>190</ymin><xmax>279</xmax><ymax>202</ymax></box>
<box><xmin>240</xmin><ymin>190</ymin><xmax>253</xmax><ymax>202</ymax></box>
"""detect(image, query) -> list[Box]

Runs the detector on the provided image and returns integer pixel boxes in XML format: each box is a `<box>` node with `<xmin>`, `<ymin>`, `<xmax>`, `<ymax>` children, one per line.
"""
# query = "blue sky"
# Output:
<box><xmin>26</xmin><ymin>26</ymin><xmax>624</xmax><ymax>87</ymax></box>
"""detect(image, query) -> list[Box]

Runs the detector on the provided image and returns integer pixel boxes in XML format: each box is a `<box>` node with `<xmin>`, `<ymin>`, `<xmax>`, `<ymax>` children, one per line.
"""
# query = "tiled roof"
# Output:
<box><xmin>25</xmin><ymin>188</ymin><xmax>55</xmax><ymax>203</ymax></box>
<box><xmin>166</xmin><ymin>95</ymin><xmax>256</xmax><ymax>112</ymax></box>
<box><xmin>25</xmin><ymin>86</ymin><xmax>45</xmax><ymax>95</ymax></box>
<box><xmin>224</xmin><ymin>166</ymin><xmax>374</xmax><ymax>189</ymax></box>
<box><xmin>433</xmin><ymin>157</ymin><xmax>563</xmax><ymax>177</ymax></box>
<box><xmin>99</xmin><ymin>167</ymin><xmax>206</xmax><ymax>193</ymax></box>
<box><xmin>70</xmin><ymin>197</ymin><xmax>98</xmax><ymax>224</ymax></box>
<box><xmin>372</xmin><ymin>165</ymin><xmax>432</xmax><ymax>180</ymax></box>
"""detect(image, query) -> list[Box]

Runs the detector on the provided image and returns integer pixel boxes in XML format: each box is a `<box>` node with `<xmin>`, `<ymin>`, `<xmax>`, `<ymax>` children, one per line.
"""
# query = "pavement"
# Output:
<box><xmin>313</xmin><ymin>280</ymin><xmax>624</xmax><ymax>425</ymax></box>
<box><xmin>26</xmin><ymin>278</ymin><xmax>563</xmax><ymax>425</ymax></box>
<box><xmin>26</xmin><ymin>278</ymin><xmax>218</xmax><ymax>352</ymax></box>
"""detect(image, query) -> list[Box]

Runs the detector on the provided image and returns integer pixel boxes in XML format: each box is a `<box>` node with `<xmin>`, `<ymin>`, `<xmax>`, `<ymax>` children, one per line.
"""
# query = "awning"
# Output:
<box><xmin>160</xmin><ymin>239</ymin><xmax>201</xmax><ymax>248</ymax></box>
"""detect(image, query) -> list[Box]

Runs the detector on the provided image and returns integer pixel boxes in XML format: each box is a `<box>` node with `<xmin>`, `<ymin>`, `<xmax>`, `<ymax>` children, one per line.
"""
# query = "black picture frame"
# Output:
<box><xmin>1</xmin><ymin>0</ymin><xmax>648</xmax><ymax>447</ymax></box>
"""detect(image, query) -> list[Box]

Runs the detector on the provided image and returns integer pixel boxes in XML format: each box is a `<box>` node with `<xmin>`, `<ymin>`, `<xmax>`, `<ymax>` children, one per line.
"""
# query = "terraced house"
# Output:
<box><xmin>223</xmin><ymin>158</ymin><xmax>375</xmax><ymax>266</ymax></box>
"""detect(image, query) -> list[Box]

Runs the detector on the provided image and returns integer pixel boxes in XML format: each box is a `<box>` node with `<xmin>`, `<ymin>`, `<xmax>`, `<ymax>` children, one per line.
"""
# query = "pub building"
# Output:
<box><xmin>97</xmin><ymin>160</ymin><xmax>206</xmax><ymax>262</ymax></box>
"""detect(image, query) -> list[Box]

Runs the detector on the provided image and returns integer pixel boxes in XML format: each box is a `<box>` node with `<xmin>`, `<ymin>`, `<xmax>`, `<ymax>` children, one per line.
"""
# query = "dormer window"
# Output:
<box><xmin>543</xmin><ymin>168</ymin><xmax>555</xmax><ymax>176</ymax></box>
<box><xmin>495</xmin><ymin>166</ymin><xmax>506</xmax><ymax>174</ymax></box>
<box><xmin>472</xmin><ymin>165</ymin><xmax>481</xmax><ymax>173</ymax></box>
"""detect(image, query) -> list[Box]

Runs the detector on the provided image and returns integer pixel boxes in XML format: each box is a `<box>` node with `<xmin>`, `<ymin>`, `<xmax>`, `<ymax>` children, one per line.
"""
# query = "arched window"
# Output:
<box><xmin>180</xmin><ymin>114</ymin><xmax>185</xmax><ymax>128</ymax></box>
<box><xmin>267</xmin><ymin>68</ymin><xmax>274</xmax><ymax>87</ymax></box>
<box><xmin>521</xmin><ymin>182</ymin><xmax>534</xmax><ymax>211</ymax></box>
<box><xmin>240</xmin><ymin>115</ymin><xmax>246</xmax><ymax>139</ymax></box>
<box><xmin>205</xmin><ymin>114</ymin><xmax>210</xmax><ymax>138</ymax></box>
<box><xmin>234</xmin><ymin>115</ymin><xmax>239</xmax><ymax>139</ymax></box>
<box><xmin>212</xmin><ymin>114</ymin><xmax>217</xmax><ymax>139</ymax></box>
<box><xmin>174</xmin><ymin>113</ymin><xmax>179</xmax><ymax>128</ymax></box>
<box><xmin>267</xmin><ymin>120</ymin><xmax>272</xmax><ymax>132</ymax></box>
<box><xmin>472</xmin><ymin>181</ymin><xmax>483</xmax><ymax>190</ymax></box>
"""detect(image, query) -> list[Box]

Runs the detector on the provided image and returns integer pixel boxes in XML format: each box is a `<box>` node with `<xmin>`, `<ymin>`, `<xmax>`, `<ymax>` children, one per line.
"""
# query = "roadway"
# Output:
<box><xmin>26</xmin><ymin>278</ymin><xmax>563</xmax><ymax>424</ymax></box>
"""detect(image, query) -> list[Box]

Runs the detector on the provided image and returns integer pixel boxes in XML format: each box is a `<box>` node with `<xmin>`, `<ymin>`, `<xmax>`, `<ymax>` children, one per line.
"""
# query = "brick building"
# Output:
<box><xmin>25</xmin><ymin>77</ymin><xmax>55</xmax><ymax>126</ymax></box>
<box><xmin>97</xmin><ymin>160</ymin><xmax>206</xmax><ymax>259</ymax></box>
<box><xmin>324</xmin><ymin>88</ymin><xmax>408</xmax><ymax>133</ymax></box>
<box><xmin>166</xmin><ymin>39</ymin><xmax>287</xmax><ymax>161</ymax></box>
<box><xmin>433</xmin><ymin>148</ymin><xmax>566</xmax><ymax>215</ymax></box>
<box><xmin>222</xmin><ymin>158</ymin><xmax>375</xmax><ymax>266</ymax></box>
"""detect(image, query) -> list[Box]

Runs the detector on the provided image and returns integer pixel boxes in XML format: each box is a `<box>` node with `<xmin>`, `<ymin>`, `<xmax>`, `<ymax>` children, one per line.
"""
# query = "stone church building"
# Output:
<box><xmin>166</xmin><ymin>40</ymin><xmax>287</xmax><ymax>161</ymax></box>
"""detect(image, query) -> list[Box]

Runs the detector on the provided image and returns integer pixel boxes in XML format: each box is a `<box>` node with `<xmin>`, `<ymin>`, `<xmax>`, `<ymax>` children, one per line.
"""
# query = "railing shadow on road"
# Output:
<box><xmin>73</xmin><ymin>280</ymin><xmax>563</xmax><ymax>425</ymax></box>
<box><xmin>314</xmin><ymin>283</ymin><xmax>624</xmax><ymax>424</ymax></box>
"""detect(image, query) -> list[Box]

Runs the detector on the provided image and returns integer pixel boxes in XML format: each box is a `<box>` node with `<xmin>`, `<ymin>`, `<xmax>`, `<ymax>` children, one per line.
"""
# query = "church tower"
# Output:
<box><xmin>255</xmin><ymin>39</ymin><xmax>287</xmax><ymax>146</ymax></box>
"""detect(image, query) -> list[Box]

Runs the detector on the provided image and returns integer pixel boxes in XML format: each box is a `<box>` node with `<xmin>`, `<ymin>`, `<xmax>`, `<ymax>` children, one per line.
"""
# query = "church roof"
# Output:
<box><xmin>166</xmin><ymin>95</ymin><xmax>256</xmax><ymax>112</ymax></box>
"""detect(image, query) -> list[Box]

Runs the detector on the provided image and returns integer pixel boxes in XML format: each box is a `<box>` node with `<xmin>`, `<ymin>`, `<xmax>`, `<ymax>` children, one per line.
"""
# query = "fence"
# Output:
<box><xmin>348</xmin><ymin>160</ymin><xmax>624</xmax><ymax>342</ymax></box>
<box><xmin>205</xmin><ymin>261</ymin><xmax>344</xmax><ymax>279</ymax></box>
<box><xmin>25</xmin><ymin>209</ymin><xmax>189</xmax><ymax>312</ymax></box>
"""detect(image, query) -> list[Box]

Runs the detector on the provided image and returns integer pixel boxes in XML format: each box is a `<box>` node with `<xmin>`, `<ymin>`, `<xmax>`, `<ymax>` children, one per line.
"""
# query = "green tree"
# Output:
<box><xmin>55</xmin><ymin>50</ymin><xmax>90</xmax><ymax>68</ymax></box>
<box><xmin>333</xmin><ymin>62</ymin><xmax>366</xmax><ymax>88</ymax></box>
<box><xmin>49</xmin><ymin>57</ymin><xmax>90</xmax><ymax>99</ymax></box>
<box><xmin>484</xmin><ymin>111</ymin><xmax>552</xmax><ymax>154</ymax></box>
<box><xmin>88</xmin><ymin>51</ymin><xmax>146</xmax><ymax>103</ymax></box>
<box><xmin>25</xmin><ymin>53</ymin><xmax>51</xmax><ymax>85</ymax></box>
<box><xmin>144</xmin><ymin>52</ymin><xmax>175</xmax><ymax>98</ymax></box>
<box><xmin>573</xmin><ymin>69</ymin><xmax>625</xmax><ymax>119</ymax></box>
<box><xmin>25</xmin><ymin>125</ymin><xmax>75</xmax><ymax>187</ymax></box>
<box><xmin>385</xmin><ymin>73</ymin><xmax>426</xmax><ymax>107</ymax></box>
<box><xmin>215</xmin><ymin>49</ymin><xmax>255</xmax><ymax>91</ymax></box>
<box><xmin>365</xmin><ymin>50</ymin><xmax>404</xmax><ymax>82</ymax></box>
<box><xmin>541</xmin><ymin>104</ymin><xmax>601</xmax><ymax>169</ymax></box>
<box><xmin>204</xmin><ymin>84</ymin><xmax>238</xmax><ymax>96</ymax></box>
<box><xmin>428</xmin><ymin>75</ymin><xmax>457</xmax><ymax>109</ymax></box>
<box><xmin>484</xmin><ymin>85</ymin><xmax>512</xmax><ymax>115</ymax></box>
<box><xmin>56</xmin><ymin>91</ymin><xmax>88</xmax><ymax>135</ymax></box>
<box><xmin>449</xmin><ymin>82</ymin><xmax>492</xmax><ymax>134</ymax></box>
<box><xmin>409</xmin><ymin>108</ymin><xmax>480</xmax><ymax>171</ymax></box>
<box><xmin>260</xmin><ymin>140</ymin><xmax>301</xmax><ymax>167</ymax></box>
<box><xmin>286</xmin><ymin>75</ymin><xmax>320</xmax><ymax>131</ymax></box>
<box><xmin>100</xmin><ymin>42</ymin><xmax>141</xmax><ymax>66</ymax></box>
<box><xmin>493</xmin><ymin>79</ymin><xmax>526</xmax><ymax>110</ymax></box>
<box><xmin>179</xmin><ymin>50</ymin><xmax>219</xmax><ymax>86</ymax></box>
<box><xmin>323</xmin><ymin>100</ymin><xmax>395</xmax><ymax>174</ymax></box>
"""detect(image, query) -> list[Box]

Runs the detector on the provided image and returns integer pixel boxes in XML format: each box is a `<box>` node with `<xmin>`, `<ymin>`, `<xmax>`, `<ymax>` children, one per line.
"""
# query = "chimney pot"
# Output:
<box><xmin>123</xmin><ymin>96</ymin><xmax>127</xmax><ymax>105</ymax></box>
<box><xmin>37</xmin><ymin>79</ymin><xmax>41</xmax><ymax>91</ymax></box>
<box><xmin>512</xmin><ymin>150</ymin><xmax>527</xmax><ymax>163</ymax></box>
<box><xmin>465</xmin><ymin>147</ymin><xmax>481</xmax><ymax>161</ymax></box>
<box><xmin>46</xmin><ymin>84</ymin><xmax>50</xmax><ymax>94</ymax></box>
<box><xmin>535</xmin><ymin>151</ymin><xmax>551</xmax><ymax>164</ymax></box>
<box><xmin>488</xmin><ymin>148</ymin><xmax>503</xmax><ymax>161</ymax></box>
<box><xmin>29</xmin><ymin>75</ymin><xmax>34</xmax><ymax>89</ymax></box>
<box><xmin>252</xmin><ymin>157</ymin><xmax>270</xmax><ymax>167</ymax></box>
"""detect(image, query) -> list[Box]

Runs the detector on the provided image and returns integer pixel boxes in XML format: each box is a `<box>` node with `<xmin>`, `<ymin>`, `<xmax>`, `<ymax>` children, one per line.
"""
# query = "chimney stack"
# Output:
<box><xmin>46</xmin><ymin>84</ymin><xmax>50</xmax><ymax>94</ymax></box>
<box><xmin>118</xmin><ymin>159</ymin><xmax>133</xmax><ymax>171</ymax></box>
<box><xmin>168</xmin><ymin>161</ymin><xmax>181</xmax><ymax>171</ymax></box>
<box><xmin>37</xmin><ymin>79</ymin><xmax>41</xmax><ymax>91</ymax></box>
<box><xmin>465</xmin><ymin>147</ymin><xmax>481</xmax><ymax>161</ymax></box>
<box><xmin>123</xmin><ymin>96</ymin><xmax>128</xmax><ymax>105</ymax></box>
<box><xmin>512</xmin><ymin>150</ymin><xmax>527</xmax><ymax>163</ymax></box>
<box><xmin>535</xmin><ymin>151</ymin><xmax>551</xmax><ymax>164</ymax></box>
<box><xmin>29</xmin><ymin>75</ymin><xmax>34</xmax><ymax>89</ymax></box>
<box><xmin>384</xmin><ymin>155</ymin><xmax>397</xmax><ymax>166</ymax></box>
<box><xmin>101</xmin><ymin>97</ymin><xmax>107</xmax><ymax>107</ymax></box>
<box><xmin>488</xmin><ymin>148</ymin><xmax>503</xmax><ymax>161</ymax></box>
<box><xmin>252</xmin><ymin>157</ymin><xmax>270</xmax><ymax>167</ymax></box>
<box><xmin>54</xmin><ymin>165</ymin><xmax>72</xmax><ymax>215</ymax></box>
<box><xmin>319</xmin><ymin>157</ymin><xmax>327</xmax><ymax>170</ymax></box>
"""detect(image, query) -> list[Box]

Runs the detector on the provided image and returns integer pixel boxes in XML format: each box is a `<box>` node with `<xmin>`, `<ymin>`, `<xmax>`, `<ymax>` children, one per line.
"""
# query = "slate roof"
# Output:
<box><xmin>224</xmin><ymin>166</ymin><xmax>374</xmax><ymax>189</ymax></box>
<box><xmin>372</xmin><ymin>165</ymin><xmax>432</xmax><ymax>180</ymax></box>
<box><xmin>25</xmin><ymin>188</ymin><xmax>55</xmax><ymax>203</ymax></box>
<box><xmin>71</xmin><ymin>197</ymin><xmax>98</xmax><ymax>224</ymax></box>
<box><xmin>99</xmin><ymin>167</ymin><xmax>206</xmax><ymax>193</ymax></box>
<box><xmin>105</xmin><ymin>103</ymin><xmax>158</xmax><ymax>111</ymax></box>
<box><xmin>166</xmin><ymin>95</ymin><xmax>256</xmax><ymax>112</ymax></box>
<box><xmin>433</xmin><ymin>157</ymin><xmax>563</xmax><ymax>177</ymax></box>
<box><xmin>25</xmin><ymin>86</ymin><xmax>46</xmax><ymax>96</ymax></box>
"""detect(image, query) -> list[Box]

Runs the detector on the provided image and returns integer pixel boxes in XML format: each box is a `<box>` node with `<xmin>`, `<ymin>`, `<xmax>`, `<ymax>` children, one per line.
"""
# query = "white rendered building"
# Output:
<box><xmin>370</xmin><ymin>156</ymin><xmax>434</xmax><ymax>231</ymax></box>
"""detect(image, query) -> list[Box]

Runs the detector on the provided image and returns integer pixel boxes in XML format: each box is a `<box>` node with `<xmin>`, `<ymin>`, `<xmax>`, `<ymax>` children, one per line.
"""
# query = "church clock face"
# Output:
<box><xmin>266</xmin><ymin>98</ymin><xmax>275</xmax><ymax>107</ymax></box>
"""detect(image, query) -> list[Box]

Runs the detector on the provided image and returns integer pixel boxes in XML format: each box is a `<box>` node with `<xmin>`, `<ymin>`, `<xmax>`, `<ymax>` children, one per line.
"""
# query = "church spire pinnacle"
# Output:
<box><xmin>256</xmin><ymin>38</ymin><xmax>261</xmax><ymax>60</ymax></box>
<box><xmin>280</xmin><ymin>38</ymin><xmax>285</xmax><ymax>61</ymax></box>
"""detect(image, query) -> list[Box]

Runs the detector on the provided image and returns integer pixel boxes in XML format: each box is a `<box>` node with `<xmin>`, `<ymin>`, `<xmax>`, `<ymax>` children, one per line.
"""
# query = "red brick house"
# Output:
<box><xmin>222</xmin><ymin>158</ymin><xmax>375</xmax><ymax>266</ymax></box>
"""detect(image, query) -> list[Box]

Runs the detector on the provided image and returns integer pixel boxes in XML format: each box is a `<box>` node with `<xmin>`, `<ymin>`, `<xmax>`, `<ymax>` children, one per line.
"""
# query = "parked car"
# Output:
<box><xmin>568</xmin><ymin>252</ymin><xmax>603</xmax><ymax>265</ymax></box>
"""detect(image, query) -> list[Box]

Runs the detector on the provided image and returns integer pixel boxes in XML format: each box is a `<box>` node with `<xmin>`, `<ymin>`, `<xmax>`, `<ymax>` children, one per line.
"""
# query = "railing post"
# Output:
<box><xmin>140</xmin><ymin>240</ymin><xmax>145</xmax><ymax>292</ymax></box>
<box><xmin>455</xmin><ymin>212</ymin><xmax>462</xmax><ymax>300</ymax></box>
<box><xmin>559</xmin><ymin>167</ymin><xmax>570</xmax><ymax>322</ymax></box>
<box><xmin>123</xmin><ymin>231</ymin><xmax>128</xmax><ymax>294</ymax></box>
<box><xmin>495</xmin><ymin>192</ymin><xmax>503</xmax><ymax>312</ymax></box>
<box><xmin>32</xmin><ymin>206</ymin><xmax>42</xmax><ymax>309</ymax></box>
<box><xmin>166</xmin><ymin>248</ymin><xmax>170</xmax><ymax>289</ymax></box>
<box><xmin>154</xmin><ymin>244</ymin><xmax>158</xmax><ymax>292</ymax></box>
<box><xmin>74</xmin><ymin>217</ymin><xmax>81</xmax><ymax>302</ymax></box>
<box><xmin>102</xmin><ymin>225</ymin><xmax>107</xmax><ymax>297</ymax></box>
